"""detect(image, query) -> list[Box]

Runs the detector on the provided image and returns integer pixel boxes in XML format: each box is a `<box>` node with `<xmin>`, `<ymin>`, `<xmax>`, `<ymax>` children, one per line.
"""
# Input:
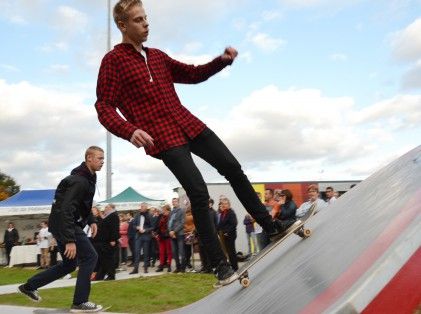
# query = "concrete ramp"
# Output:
<box><xmin>173</xmin><ymin>146</ymin><xmax>421</xmax><ymax>314</ymax></box>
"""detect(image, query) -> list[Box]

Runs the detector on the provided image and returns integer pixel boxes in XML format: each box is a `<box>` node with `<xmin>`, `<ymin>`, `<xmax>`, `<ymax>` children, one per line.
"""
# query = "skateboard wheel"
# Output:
<box><xmin>240</xmin><ymin>277</ymin><xmax>251</xmax><ymax>287</ymax></box>
<box><xmin>303</xmin><ymin>228</ymin><xmax>312</xmax><ymax>237</ymax></box>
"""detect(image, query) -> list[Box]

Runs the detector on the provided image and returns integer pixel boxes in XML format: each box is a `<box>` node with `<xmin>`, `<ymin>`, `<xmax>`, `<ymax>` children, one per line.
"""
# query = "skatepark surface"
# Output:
<box><xmin>172</xmin><ymin>146</ymin><xmax>421</xmax><ymax>314</ymax></box>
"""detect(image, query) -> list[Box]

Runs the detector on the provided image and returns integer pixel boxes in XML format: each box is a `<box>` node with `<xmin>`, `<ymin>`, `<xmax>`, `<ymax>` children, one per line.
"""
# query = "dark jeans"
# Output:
<box><xmin>171</xmin><ymin>235</ymin><xmax>185</xmax><ymax>270</ymax></box>
<box><xmin>128</xmin><ymin>237</ymin><xmax>135</xmax><ymax>262</ymax></box>
<box><xmin>134</xmin><ymin>234</ymin><xmax>151</xmax><ymax>269</ymax></box>
<box><xmin>5</xmin><ymin>244</ymin><xmax>14</xmax><ymax>266</ymax></box>
<box><xmin>49</xmin><ymin>246</ymin><xmax>59</xmax><ymax>266</ymax></box>
<box><xmin>96</xmin><ymin>243</ymin><xmax>119</xmax><ymax>280</ymax></box>
<box><xmin>198</xmin><ymin>238</ymin><xmax>212</xmax><ymax>271</ymax></box>
<box><xmin>26</xmin><ymin>227</ymin><xmax>98</xmax><ymax>305</ymax></box>
<box><xmin>221</xmin><ymin>232</ymin><xmax>238</xmax><ymax>271</ymax></box>
<box><xmin>184</xmin><ymin>243</ymin><xmax>192</xmax><ymax>267</ymax></box>
<box><xmin>256</xmin><ymin>232</ymin><xmax>270</xmax><ymax>251</ymax></box>
<box><xmin>149</xmin><ymin>237</ymin><xmax>158</xmax><ymax>266</ymax></box>
<box><xmin>120</xmin><ymin>247</ymin><xmax>128</xmax><ymax>263</ymax></box>
<box><xmin>156</xmin><ymin>128</ymin><xmax>273</xmax><ymax>268</ymax></box>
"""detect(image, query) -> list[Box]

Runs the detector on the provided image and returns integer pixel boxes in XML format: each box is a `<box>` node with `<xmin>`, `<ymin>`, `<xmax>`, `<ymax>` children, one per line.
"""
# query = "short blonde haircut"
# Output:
<box><xmin>113</xmin><ymin>0</ymin><xmax>142</xmax><ymax>25</ymax></box>
<box><xmin>85</xmin><ymin>146</ymin><xmax>104</xmax><ymax>161</ymax></box>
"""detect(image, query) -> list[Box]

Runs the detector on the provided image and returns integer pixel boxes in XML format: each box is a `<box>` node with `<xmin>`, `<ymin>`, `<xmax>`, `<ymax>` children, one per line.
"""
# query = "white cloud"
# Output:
<box><xmin>215</xmin><ymin>85</ymin><xmax>363</xmax><ymax>162</ymax></box>
<box><xmin>53</xmin><ymin>6</ymin><xmax>88</xmax><ymax>35</ymax></box>
<box><xmin>329</xmin><ymin>53</ymin><xmax>348</xmax><ymax>62</ymax></box>
<box><xmin>0</xmin><ymin>79</ymin><xmax>104</xmax><ymax>190</ymax></box>
<box><xmin>248</xmin><ymin>32</ymin><xmax>286</xmax><ymax>52</ymax></box>
<box><xmin>390</xmin><ymin>18</ymin><xmax>421</xmax><ymax>62</ymax></box>
<box><xmin>203</xmin><ymin>85</ymin><xmax>421</xmax><ymax>179</ymax></box>
<box><xmin>351</xmin><ymin>94</ymin><xmax>421</xmax><ymax>129</ymax></box>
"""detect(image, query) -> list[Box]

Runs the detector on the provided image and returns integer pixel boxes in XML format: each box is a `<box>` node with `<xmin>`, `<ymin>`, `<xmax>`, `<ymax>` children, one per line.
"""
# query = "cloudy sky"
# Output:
<box><xmin>0</xmin><ymin>0</ymin><xmax>420</xmax><ymax>202</ymax></box>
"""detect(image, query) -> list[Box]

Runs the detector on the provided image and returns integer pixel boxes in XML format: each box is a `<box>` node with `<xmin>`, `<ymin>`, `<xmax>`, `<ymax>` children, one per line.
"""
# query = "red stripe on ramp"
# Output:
<box><xmin>300</xmin><ymin>190</ymin><xmax>421</xmax><ymax>314</ymax></box>
<box><xmin>362</xmin><ymin>247</ymin><xmax>421</xmax><ymax>314</ymax></box>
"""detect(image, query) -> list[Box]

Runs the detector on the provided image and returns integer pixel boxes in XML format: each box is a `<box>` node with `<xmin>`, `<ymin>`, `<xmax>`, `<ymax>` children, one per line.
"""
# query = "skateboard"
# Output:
<box><xmin>32</xmin><ymin>305</ymin><xmax>111</xmax><ymax>313</ymax></box>
<box><xmin>236</xmin><ymin>203</ymin><xmax>317</xmax><ymax>288</ymax></box>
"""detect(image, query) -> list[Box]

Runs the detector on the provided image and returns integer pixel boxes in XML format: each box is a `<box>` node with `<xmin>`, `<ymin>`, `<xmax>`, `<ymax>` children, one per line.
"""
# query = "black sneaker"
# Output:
<box><xmin>70</xmin><ymin>302</ymin><xmax>103</xmax><ymax>313</ymax></box>
<box><xmin>214</xmin><ymin>262</ymin><xmax>238</xmax><ymax>285</ymax></box>
<box><xmin>18</xmin><ymin>284</ymin><xmax>41</xmax><ymax>302</ymax></box>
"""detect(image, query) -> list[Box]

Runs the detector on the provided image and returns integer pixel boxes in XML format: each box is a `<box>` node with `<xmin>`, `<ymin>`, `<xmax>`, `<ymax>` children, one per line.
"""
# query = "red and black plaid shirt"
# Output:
<box><xmin>95</xmin><ymin>43</ymin><xmax>232</xmax><ymax>156</ymax></box>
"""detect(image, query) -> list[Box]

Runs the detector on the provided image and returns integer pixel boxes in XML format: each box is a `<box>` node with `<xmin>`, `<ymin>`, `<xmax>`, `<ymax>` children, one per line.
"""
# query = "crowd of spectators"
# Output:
<box><xmin>1</xmin><ymin>184</ymin><xmax>352</xmax><ymax>274</ymax></box>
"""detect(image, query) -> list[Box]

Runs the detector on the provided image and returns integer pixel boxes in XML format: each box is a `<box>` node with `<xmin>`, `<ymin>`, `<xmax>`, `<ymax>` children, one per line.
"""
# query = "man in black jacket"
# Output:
<box><xmin>3</xmin><ymin>222</ymin><xmax>19</xmax><ymax>266</ymax></box>
<box><xmin>18</xmin><ymin>146</ymin><xmax>104</xmax><ymax>313</ymax></box>
<box><xmin>217</xmin><ymin>198</ymin><xmax>238</xmax><ymax>271</ymax></box>
<box><xmin>95</xmin><ymin>204</ymin><xmax>120</xmax><ymax>280</ymax></box>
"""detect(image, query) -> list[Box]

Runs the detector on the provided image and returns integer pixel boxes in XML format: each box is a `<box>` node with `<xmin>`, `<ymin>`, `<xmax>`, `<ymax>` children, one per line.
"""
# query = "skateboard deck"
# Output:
<box><xmin>236</xmin><ymin>203</ymin><xmax>317</xmax><ymax>288</ymax></box>
<box><xmin>33</xmin><ymin>305</ymin><xmax>112</xmax><ymax>313</ymax></box>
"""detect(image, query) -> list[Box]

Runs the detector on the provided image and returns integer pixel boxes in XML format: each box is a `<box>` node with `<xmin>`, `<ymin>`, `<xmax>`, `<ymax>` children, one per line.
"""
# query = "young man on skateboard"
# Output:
<box><xmin>95</xmin><ymin>0</ymin><xmax>284</xmax><ymax>285</ymax></box>
<box><xmin>18</xmin><ymin>146</ymin><xmax>104</xmax><ymax>312</ymax></box>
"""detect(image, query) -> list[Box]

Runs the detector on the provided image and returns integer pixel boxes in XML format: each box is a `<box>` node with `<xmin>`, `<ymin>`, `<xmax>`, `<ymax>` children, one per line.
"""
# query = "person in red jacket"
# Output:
<box><xmin>95</xmin><ymin>0</ymin><xmax>283</xmax><ymax>285</ymax></box>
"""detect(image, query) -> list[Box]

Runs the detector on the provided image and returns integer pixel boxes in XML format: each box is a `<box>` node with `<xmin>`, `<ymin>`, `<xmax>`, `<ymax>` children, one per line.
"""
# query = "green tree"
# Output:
<box><xmin>0</xmin><ymin>172</ymin><xmax>20</xmax><ymax>201</ymax></box>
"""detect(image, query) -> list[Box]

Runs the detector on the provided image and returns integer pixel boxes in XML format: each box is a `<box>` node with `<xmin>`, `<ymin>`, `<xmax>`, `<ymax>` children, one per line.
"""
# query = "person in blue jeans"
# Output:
<box><xmin>130</xmin><ymin>203</ymin><xmax>154</xmax><ymax>274</ymax></box>
<box><xmin>18</xmin><ymin>146</ymin><xmax>104</xmax><ymax>313</ymax></box>
<box><xmin>168</xmin><ymin>198</ymin><xmax>186</xmax><ymax>273</ymax></box>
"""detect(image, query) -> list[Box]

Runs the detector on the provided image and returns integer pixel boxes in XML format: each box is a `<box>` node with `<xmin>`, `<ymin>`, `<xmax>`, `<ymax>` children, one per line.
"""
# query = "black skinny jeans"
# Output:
<box><xmin>26</xmin><ymin>227</ymin><xmax>97</xmax><ymax>305</ymax></box>
<box><xmin>156</xmin><ymin>128</ymin><xmax>273</xmax><ymax>268</ymax></box>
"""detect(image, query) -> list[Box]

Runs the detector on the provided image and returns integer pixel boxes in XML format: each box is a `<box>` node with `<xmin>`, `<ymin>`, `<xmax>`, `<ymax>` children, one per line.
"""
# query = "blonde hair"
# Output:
<box><xmin>85</xmin><ymin>146</ymin><xmax>104</xmax><ymax>161</ymax></box>
<box><xmin>113</xmin><ymin>0</ymin><xmax>142</xmax><ymax>25</ymax></box>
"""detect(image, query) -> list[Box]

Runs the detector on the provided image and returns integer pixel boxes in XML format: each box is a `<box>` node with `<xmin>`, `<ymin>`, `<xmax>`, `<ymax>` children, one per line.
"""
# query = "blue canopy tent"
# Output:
<box><xmin>0</xmin><ymin>189</ymin><xmax>55</xmax><ymax>217</ymax></box>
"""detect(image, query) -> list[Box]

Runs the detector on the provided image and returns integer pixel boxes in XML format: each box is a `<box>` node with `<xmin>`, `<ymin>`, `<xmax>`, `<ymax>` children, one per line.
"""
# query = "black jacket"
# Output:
<box><xmin>209</xmin><ymin>208</ymin><xmax>218</xmax><ymax>228</ymax></box>
<box><xmin>217</xmin><ymin>209</ymin><xmax>237</xmax><ymax>236</ymax></box>
<box><xmin>279</xmin><ymin>200</ymin><xmax>298</xmax><ymax>221</ymax></box>
<box><xmin>95</xmin><ymin>210</ymin><xmax>120</xmax><ymax>244</ymax></box>
<box><xmin>128</xmin><ymin>218</ymin><xmax>136</xmax><ymax>239</ymax></box>
<box><xmin>48</xmin><ymin>162</ymin><xmax>97</xmax><ymax>244</ymax></box>
<box><xmin>3</xmin><ymin>228</ymin><xmax>19</xmax><ymax>246</ymax></box>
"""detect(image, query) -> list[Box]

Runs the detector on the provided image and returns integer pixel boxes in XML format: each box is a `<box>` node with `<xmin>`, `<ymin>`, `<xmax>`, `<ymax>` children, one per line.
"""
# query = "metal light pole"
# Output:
<box><xmin>106</xmin><ymin>0</ymin><xmax>112</xmax><ymax>199</ymax></box>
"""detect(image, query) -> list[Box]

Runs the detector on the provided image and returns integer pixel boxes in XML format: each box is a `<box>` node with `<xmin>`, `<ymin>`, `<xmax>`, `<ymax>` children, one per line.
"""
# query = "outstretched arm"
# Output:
<box><xmin>165</xmin><ymin>47</ymin><xmax>238</xmax><ymax>84</ymax></box>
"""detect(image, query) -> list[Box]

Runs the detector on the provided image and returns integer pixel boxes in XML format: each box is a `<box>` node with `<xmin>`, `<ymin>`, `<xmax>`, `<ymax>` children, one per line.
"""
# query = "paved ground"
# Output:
<box><xmin>0</xmin><ymin>266</ymin><xmax>167</xmax><ymax>314</ymax></box>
